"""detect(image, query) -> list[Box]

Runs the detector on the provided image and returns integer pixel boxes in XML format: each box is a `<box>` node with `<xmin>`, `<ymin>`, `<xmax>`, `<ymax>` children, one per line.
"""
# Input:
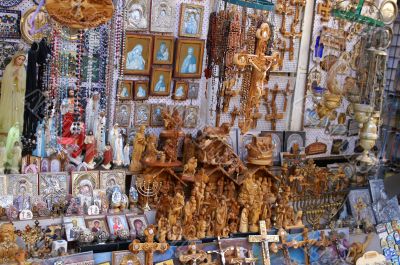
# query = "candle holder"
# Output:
<box><xmin>136</xmin><ymin>175</ymin><xmax>162</xmax><ymax>211</ymax></box>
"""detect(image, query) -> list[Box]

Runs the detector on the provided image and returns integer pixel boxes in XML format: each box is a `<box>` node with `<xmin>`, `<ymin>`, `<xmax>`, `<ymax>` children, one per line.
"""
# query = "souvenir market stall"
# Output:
<box><xmin>0</xmin><ymin>0</ymin><xmax>399</xmax><ymax>264</ymax></box>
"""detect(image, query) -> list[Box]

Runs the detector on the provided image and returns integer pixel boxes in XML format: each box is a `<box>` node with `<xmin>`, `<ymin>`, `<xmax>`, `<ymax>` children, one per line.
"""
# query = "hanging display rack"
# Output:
<box><xmin>223</xmin><ymin>0</ymin><xmax>274</xmax><ymax>11</ymax></box>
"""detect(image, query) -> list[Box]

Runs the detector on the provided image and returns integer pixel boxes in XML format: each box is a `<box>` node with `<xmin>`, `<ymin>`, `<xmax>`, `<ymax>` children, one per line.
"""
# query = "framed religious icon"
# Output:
<box><xmin>133</xmin><ymin>80</ymin><xmax>149</xmax><ymax>100</ymax></box>
<box><xmin>0</xmin><ymin>175</ymin><xmax>6</xmax><ymax>196</ymax></box>
<box><xmin>125</xmin><ymin>0</ymin><xmax>150</xmax><ymax>31</ymax></box>
<box><xmin>85</xmin><ymin>215</ymin><xmax>109</xmax><ymax>233</ymax></box>
<box><xmin>369</xmin><ymin>179</ymin><xmax>400</xmax><ymax>223</ymax></box>
<box><xmin>284</xmin><ymin>131</ymin><xmax>306</xmax><ymax>153</ymax></box>
<box><xmin>134</xmin><ymin>103</ymin><xmax>150</xmax><ymax>126</ymax></box>
<box><xmin>124</xmin><ymin>34</ymin><xmax>153</xmax><ymax>75</ymax></box>
<box><xmin>0</xmin><ymin>9</ymin><xmax>21</xmax><ymax>39</ymax></box>
<box><xmin>99</xmin><ymin>171</ymin><xmax>126</xmax><ymax>193</ymax></box>
<box><xmin>50</xmin><ymin>158</ymin><xmax>62</xmax><ymax>172</ymax></box>
<box><xmin>7</xmin><ymin>174</ymin><xmax>38</xmax><ymax>196</ymax></box>
<box><xmin>153</xmin><ymin>36</ymin><xmax>174</xmax><ymax>65</ymax></box>
<box><xmin>119</xmin><ymin>81</ymin><xmax>133</xmax><ymax>100</ymax></box>
<box><xmin>71</xmin><ymin>171</ymin><xmax>100</xmax><ymax>207</ymax></box>
<box><xmin>126</xmin><ymin>214</ymin><xmax>148</xmax><ymax>238</ymax></box>
<box><xmin>173</xmin><ymin>81</ymin><xmax>188</xmax><ymax>100</ymax></box>
<box><xmin>184</xmin><ymin>106</ymin><xmax>199</xmax><ymax>128</ymax></box>
<box><xmin>63</xmin><ymin>216</ymin><xmax>86</xmax><ymax>242</ymax></box>
<box><xmin>150</xmin><ymin>67</ymin><xmax>172</xmax><ymax>96</ymax></box>
<box><xmin>150</xmin><ymin>0</ymin><xmax>176</xmax><ymax>33</ymax></box>
<box><xmin>112</xmin><ymin>250</ymin><xmax>145</xmax><ymax>265</ymax></box>
<box><xmin>40</xmin><ymin>158</ymin><xmax>50</xmax><ymax>172</ymax></box>
<box><xmin>188</xmin><ymin>82</ymin><xmax>200</xmax><ymax>99</ymax></box>
<box><xmin>348</xmin><ymin>189</ymin><xmax>376</xmax><ymax>225</ymax></box>
<box><xmin>107</xmin><ymin>215</ymin><xmax>129</xmax><ymax>236</ymax></box>
<box><xmin>151</xmin><ymin>103</ymin><xmax>166</xmax><ymax>127</ymax></box>
<box><xmin>39</xmin><ymin>173</ymin><xmax>69</xmax><ymax>203</ymax></box>
<box><xmin>174</xmin><ymin>39</ymin><xmax>205</xmax><ymax>78</ymax></box>
<box><xmin>115</xmin><ymin>103</ymin><xmax>131</xmax><ymax>127</ymax></box>
<box><xmin>179</xmin><ymin>4</ymin><xmax>204</xmax><ymax>38</ymax></box>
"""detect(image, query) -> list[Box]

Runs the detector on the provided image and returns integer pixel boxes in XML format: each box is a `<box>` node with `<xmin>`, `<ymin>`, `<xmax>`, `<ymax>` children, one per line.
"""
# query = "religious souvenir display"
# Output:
<box><xmin>71</xmin><ymin>171</ymin><xmax>100</xmax><ymax>209</ymax></box>
<box><xmin>45</xmin><ymin>0</ymin><xmax>114</xmax><ymax>29</ymax></box>
<box><xmin>153</xmin><ymin>36</ymin><xmax>174</xmax><ymax>65</ymax></box>
<box><xmin>0</xmin><ymin>9</ymin><xmax>21</xmax><ymax>39</ymax></box>
<box><xmin>119</xmin><ymin>81</ymin><xmax>133</xmax><ymax>100</ymax></box>
<box><xmin>100</xmin><ymin>171</ymin><xmax>126</xmax><ymax>193</ymax></box>
<box><xmin>134</xmin><ymin>81</ymin><xmax>149</xmax><ymax>100</ymax></box>
<box><xmin>7</xmin><ymin>174</ymin><xmax>38</xmax><ymax>197</ymax></box>
<box><xmin>174</xmin><ymin>39</ymin><xmax>205</xmax><ymax>78</ymax></box>
<box><xmin>127</xmin><ymin>214</ymin><xmax>148</xmax><ymax>238</ymax></box>
<box><xmin>348</xmin><ymin>189</ymin><xmax>376</xmax><ymax>229</ymax></box>
<box><xmin>151</xmin><ymin>103</ymin><xmax>166</xmax><ymax>126</ymax></box>
<box><xmin>150</xmin><ymin>68</ymin><xmax>172</xmax><ymax>96</ymax></box>
<box><xmin>107</xmin><ymin>214</ymin><xmax>129</xmax><ymax>236</ymax></box>
<box><xmin>125</xmin><ymin>34</ymin><xmax>153</xmax><ymax>75</ymax></box>
<box><xmin>150</xmin><ymin>0</ymin><xmax>176</xmax><ymax>33</ymax></box>
<box><xmin>173</xmin><ymin>81</ymin><xmax>189</xmax><ymax>100</ymax></box>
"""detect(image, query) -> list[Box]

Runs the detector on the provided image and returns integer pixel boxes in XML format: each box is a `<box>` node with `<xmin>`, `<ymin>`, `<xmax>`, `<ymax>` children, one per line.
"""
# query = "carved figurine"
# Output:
<box><xmin>143</xmin><ymin>134</ymin><xmax>162</xmax><ymax>164</ymax></box>
<box><xmin>183</xmin><ymin>196</ymin><xmax>197</xmax><ymax>225</ymax></box>
<box><xmin>157</xmin><ymin>216</ymin><xmax>169</xmax><ymax>243</ymax></box>
<box><xmin>239</xmin><ymin>204</ymin><xmax>250</xmax><ymax>233</ymax></box>
<box><xmin>102</xmin><ymin>142</ymin><xmax>113</xmax><ymax>169</ymax></box>
<box><xmin>168</xmin><ymin>192</ymin><xmax>185</xmax><ymax>226</ymax></box>
<box><xmin>0</xmin><ymin>223</ymin><xmax>21</xmax><ymax>262</ymax></box>
<box><xmin>167</xmin><ymin>223</ymin><xmax>182</xmax><ymax>241</ymax></box>
<box><xmin>203</xmin><ymin>123</ymin><xmax>231</xmax><ymax>138</ymax></box>
<box><xmin>129</xmin><ymin>125</ymin><xmax>147</xmax><ymax>172</ymax></box>
<box><xmin>162</xmin><ymin>108</ymin><xmax>183</xmax><ymax>132</ymax></box>
<box><xmin>182</xmin><ymin>157</ymin><xmax>197</xmax><ymax>182</ymax></box>
<box><xmin>9</xmin><ymin>141</ymin><xmax>22</xmax><ymax>173</ymax></box>
<box><xmin>179</xmin><ymin>242</ymin><xmax>208</xmax><ymax>265</ymax></box>
<box><xmin>183</xmin><ymin>134</ymin><xmax>195</xmax><ymax>165</ymax></box>
<box><xmin>246</xmin><ymin>135</ymin><xmax>274</xmax><ymax>166</ymax></box>
<box><xmin>163</xmin><ymin>139</ymin><xmax>178</xmax><ymax>162</ymax></box>
<box><xmin>214</xmin><ymin>197</ymin><xmax>228</xmax><ymax>237</ymax></box>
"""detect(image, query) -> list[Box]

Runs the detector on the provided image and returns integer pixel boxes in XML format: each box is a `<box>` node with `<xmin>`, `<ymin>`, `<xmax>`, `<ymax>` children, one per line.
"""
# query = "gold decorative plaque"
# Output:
<box><xmin>20</xmin><ymin>7</ymin><xmax>49</xmax><ymax>44</ymax></box>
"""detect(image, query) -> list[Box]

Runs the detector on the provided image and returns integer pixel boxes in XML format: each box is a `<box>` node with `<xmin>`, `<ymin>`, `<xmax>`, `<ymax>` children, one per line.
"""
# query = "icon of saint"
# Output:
<box><xmin>181</xmin><ymin>47</ymin><xmax>197</xmax><ymax>74</ymax></box>
<box><xmin>154</xmin><ymin>74</ymin><xmax>166</xmax><ymax>92</ymax></box>
<box><xmin>126</xmin><ymin>44</ymin><xmax>145</xmax><ymax>70</ymax></box>
<box><xmin>156</xmin><ymin>42</ymin><xmax>169</xmax><ymax>61</ymax></box>
<box><xmin>184</xmin><ymin>13</ymin><xmax>198</xmax><ymax>35</ymax></box>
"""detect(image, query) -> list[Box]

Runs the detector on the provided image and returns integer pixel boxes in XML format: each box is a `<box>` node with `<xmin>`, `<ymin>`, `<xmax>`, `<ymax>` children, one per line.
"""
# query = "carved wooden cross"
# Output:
<box><xmin>317</xmin><ymin>0</ymin><xmax>333</xmax><ymax>22</ymax></box>
<box><xmin>71</xmin><ymin>0</ymin><xmax>86</xmax><ymax>19</ymax></box>
<box><xmin>229</xmin><ymin>248</ymin><xmax>258</xmax><ymax>265</ymax></box>
<box><xmin>234</xmin><ymin>22</ymin><xmax>279</xmax><ymax>134</ymax></box>
<box><xmin>282</xmin><ymin>81</ymin><xmax>293</xmax><ymax>112</ymax></box>
<box><xmin>129</xmin><ymin>225</ymin><xmax>170</xmax><ymax>265</ymax></box>
<box><xmin>207</xmin><ymin>237</ymin><xmax>234</xmax><ymax>265</ymax></box>
<box><xmin>276</xmin><ymin>39</ymin><xmax>293</xmax><ymax>69</ymax></box>
<box><xmin>248</xmin><ymin>221</ymin><xmax>279</xmax><ymax>265</ymax></box>
<box><xmin>296</xmin><ymin>228</ymin><xmax>324</xmax><ymax>265</ymax></box>
<box><xmin>222</xmin><ymin>79</ymin><xmax>239</xmax><ymax>113</ymax></box>
<box><xmin>230</xmin><ymin>106</ymin><xmax>240</xmax><ymax>127</ymax></box>
<box><xmin>266</xmin><ymin>107</ymin><xmax>284</xmax><ymax>131</ymax></box>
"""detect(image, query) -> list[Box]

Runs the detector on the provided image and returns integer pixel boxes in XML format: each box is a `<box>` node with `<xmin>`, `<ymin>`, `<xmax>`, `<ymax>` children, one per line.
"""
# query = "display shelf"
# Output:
<box><xmin>78</xmin><ymin>240</ymin><xmax>131</xmax><ymax>254</ymax></box>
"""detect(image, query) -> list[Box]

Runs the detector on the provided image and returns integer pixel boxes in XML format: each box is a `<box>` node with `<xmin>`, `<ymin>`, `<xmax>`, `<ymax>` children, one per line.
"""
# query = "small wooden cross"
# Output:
<box><xmin>282</xmin><ymin>81</ymin><xmax>293</xmax><ymax>112</ymax></box>
<box><xmin>129</xmin><ymin>225</ymin><xmax>170</xmax><ymax>265</ymax></box>
<box><xmin>221</xmin><ymin>79</ymin><xmax>239</xmax><ymax>113</ymax></box>
<box><xmin>275</xmin><ymin>39</ymin><xmax>293</xmax><ymax>68</ymax></box>
<box><xmin>230</xmin><ymin>106</ymin><xmax>240</xmax><ymax>127</ymax></box>
<box><xmin>248</xmin><ymin>221</ymin><xmax>279</xmax><ymax>265</ymax></box>
<box><xmin>179</xmin><ymin>242</ymin><xmax>208</xmax><ymax>265</ymax></box>
<box><xmin>265</xmin><ymin>107</ymin><xmax>284</xmax><ymax>131</ymax></box>
<box><xmin>317</xmin><ymin>0</ymin><xmax>333</xmax><ymax>22</ymax></box>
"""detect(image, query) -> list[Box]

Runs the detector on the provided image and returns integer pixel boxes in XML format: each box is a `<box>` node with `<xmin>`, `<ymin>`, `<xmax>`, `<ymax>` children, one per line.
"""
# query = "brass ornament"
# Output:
<box><xmin>20</xmin><ymin>7</ymin><xmax>49</xmax><ymax>44</ymax></box>
<box><xmin>379</xmin><ymin>0</ymin><xmax>398</xmax><ymax>25</ymax></box>
<box><xmin>45</xmin><ymin>0</ymin><xmax>114</xmax><ymax>29</ymax></box>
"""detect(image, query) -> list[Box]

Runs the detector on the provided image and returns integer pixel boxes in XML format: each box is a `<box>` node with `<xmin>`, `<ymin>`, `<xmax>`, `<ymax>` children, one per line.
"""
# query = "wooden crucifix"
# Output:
<box><xmin>248</xmin><ymin>221</ymin><xmax>279</xmax><ymax>265</ymax></box>
<box><xmin>266</xmin><ymin>107</ymin><xmax>284</xmax><ymax>131</ymax></box>
<box><xmin>228</xmin><ymin>247</ymin><xmax>258</xmax><ymax>265</ymax></box>
<box><xmin>129</xmin><ymin>225</ymin><xmax>170</xmax><ymax>265</ymax></box>
<box><xmin>275</xmin><ymin>38</ymin><xmax>293</xmax><ymax>69</ymax></box>
<box><xmin>296</xmin><ymin>228</ymin><xmax>331</xmax><ymax>265</ymax></box>
<box><xmin>251</xmin><ymin>110</ymin><xmax>263</xmax><ymax>129</ymax></box>
<box><xmin>222</xmin><ymin>79</ymin><xmax>239</xmax><ymax>113</ymax></box>
<box><xmin>207</xmin><ymin>237</ymin><xmax>234</xmax><ymax>265</ymax></box>
<box><xmin>179</xmin><ymin>242</ymin><xmax>208</xmax><ymax>265</ymax></box>
<box><xmin>282</xmin><ymin>81</ymin><xmax>294</xmax><ymax>112</ymax></box>
<box><xmin>234</xmin><ymin>22</ymin><xmax>279</xmax><ymax>134</ymax></box>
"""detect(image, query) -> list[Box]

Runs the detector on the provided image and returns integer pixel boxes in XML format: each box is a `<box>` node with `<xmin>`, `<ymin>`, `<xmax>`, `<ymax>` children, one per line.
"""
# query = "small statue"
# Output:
<box><xmin>214</xmin><ymin>197</ymin><xmax>228</xmax><ymax>237</ymax></box>
<box><xmin>123</xmin><ymin>144</ymin><xmax>130</xmax><ymax>167</ymax></box>
<box><xmin>102</xmin><ymin>142</ymin><xmax>113</xmax><ymax>169</ymax></box>
<box><xmin>113</xmin><ymin>131</ymin><xmax>125</xmax><ymax>166</ymax></box>
<box><xmin>129</xmin><ymin>125</ymin><xmax>147</xmax><ymax>172</ymax></box>
<box><xmin>162</xmin><ymin>108</ymin><xmax>183</xmax><ymax>131</ymax></box>
<box><xmin>143</xmin><ymin>134</ymin><xmax>162</xmax><ymax>164</ymax></box>
<box><xmin>168</xmin><ymin>192</ymin><xmax>185</xmax><ymax>226</ymax></box>
<box><xmin>0</xmin><ymin>223</ymin><xmax>21</xmax><ymax>262</ymax></box>
<box><xmin>0</xmin><ymin>141</ymin><xmax>6</xmax><ymax>173</ymax></box>
<box><xmin>183</xmin><ymin>134</ymin><xmax>195</xmax><ymax>165</ymax></box>
<box><xmin>246</xmin><ymin>135</ymin><xmax>273</xmax><ymax>166</ymax></box>
<box><xmin>203</xmin><ymin>123</ymin><xmax>231</xmax><ymax>138</ymax></box>
<box><xmin>157</xmin><ymin>216</ymin><xmax>169</xmax><ymax>243</ymax></box>
<box><xmin>249</xmin><ymin>200</ymin><xmax>262</xmax><ymax>232</ymax></box>
<box><xmin>163</xmin><ymin>139</ymin><xmax>178</xmax><ymax>162</ymax></box>
<box><xmin>167</xmin><ymin>223</ymin><xmax>182</xmax><ymax>241</ymax></box>
<box><xmin>84</xmin><ymin>131</ymin><xmax>97</xmax><ymax>169</ymax></box>
<box><xmin>183</xmin><ymin>196</ymin><xmax>197</xmax><ymax>225</ymax></box>
<box><xmin>9</xmin><ymin>141</ymin><xmax>22</xmax><ymax>173</ymax></box>
<box><xmin>182</xmin><ymin>157</ymin><xmax>197</xmax><ymax>182</ymax></box>
<box><xmin>239</xmin><ymin>204</ymin><xmax>250</xmax><ymax>233</ymax></box>
<box><xmin>197</xmin><ymin>217</ymin><xmax>207</xmax><ymax>239</ymax></box>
